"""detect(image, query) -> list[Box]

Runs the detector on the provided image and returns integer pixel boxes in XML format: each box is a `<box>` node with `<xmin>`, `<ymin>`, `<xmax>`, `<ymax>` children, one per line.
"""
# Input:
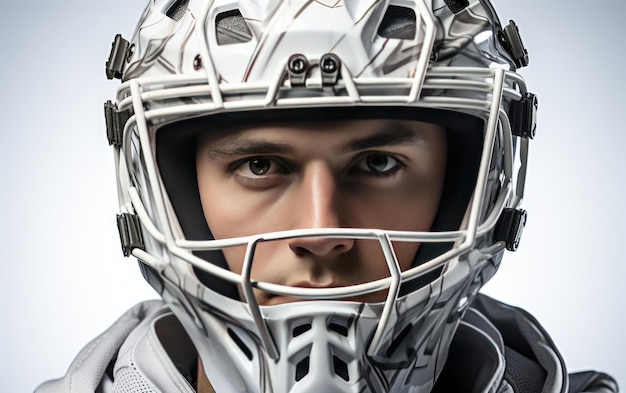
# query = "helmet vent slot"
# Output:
<box><xmin>386</xmin><ymin>323</ymin><xmax>413</xmax><ymax>357</ymax></box>
<box><xmin>216</xmin><ymin>10</ymin><xmax>253</xmax><ymax>45</ymax></box>
<box><xmin>377</xmin><ymin>5</ymin><xmax>416</xmax><ymax>40</ymax></box>
<box><xmin>163</xmin><ymin>0</ymin><xmax>189</xmax><ymax>21</ymax></box>
<box><xmin>227</xmin><ymin>328</ymin><xmax>253</xmax><ymax>361</ymax></box>
<box><xmin>295</xmin><ymin>356</ymin><xmax>310</xmax><ymax>381</ymax></box>
<box><xmin>328</xmin><ymin>322</ymin><xmax>348</xmax><ymax>337</ymax></box>
<box><xmin>333</xmin><ymin>356</ymin><xmax>350</xmax><ymax>381</ymax></box>
<box><xmin>292</xmin><ymin>323</ymin><xmax>312</xmax><ymax>337</ymax></box>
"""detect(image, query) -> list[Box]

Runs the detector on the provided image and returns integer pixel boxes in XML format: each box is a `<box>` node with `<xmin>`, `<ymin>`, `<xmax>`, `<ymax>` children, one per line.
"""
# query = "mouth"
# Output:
<box><xmin>258</xmin><ymin>281</ymin><xmax>389</xmax><ymax>306</ymax></box>
<box><xmin>258</xmin><ymin>280</ymin><xmax>338</xmax><ymax>306</ymax></box>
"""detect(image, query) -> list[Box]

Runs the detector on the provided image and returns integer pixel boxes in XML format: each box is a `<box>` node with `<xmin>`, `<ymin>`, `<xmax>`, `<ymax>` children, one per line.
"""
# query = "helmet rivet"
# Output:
<box><xmin>193</xmin><ymin>54</ymin><xmax>203</xmax><ymax>70</ymax></box>
<box><xmin>321</xmin><ymin>56</ymin><xmax>337</xmax><ymax>73</ymax></box>
<box><xmin>319</xmin><ymin>54</ymin><xmax>341</xmax><ymax>85</ymax></box>
<box><xmin>288</xmin><ymin>54</ymin><xmax>308</xmax><ymax>74</ymax></box>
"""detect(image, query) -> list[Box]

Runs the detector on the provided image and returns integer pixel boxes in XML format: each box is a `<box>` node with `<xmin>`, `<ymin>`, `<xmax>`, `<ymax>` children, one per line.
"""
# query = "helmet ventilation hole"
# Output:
<box><xmin>333</xmin><ymin>356</ymin><xmax>349</xmax><ymax>381</ymax></box>
<box><xmin>328</xmin><ymin>322</ymin><xmax>348</xmax><ymax>337</ymax></box>
<box><xmin>227</xmin><ymin>328</ymin><xmax>253</xmax><ymax>361</ymax></box>
<box><xmin>216</xmin><ymin>10</ymin><xmax>253</xmax><ymax>45</ymax></box>
<box><xmin>292</xmin><ymin>323</ymin><xmax>312</xmax><ymax>337</ymax></box>
<box><xmin>163</xmin><ymin>0</ymin><xmax>189</xmax><ymax>21</ymax></box>
<box><xmin>295</xmin><ymin>356</ymin><xmax>310</xmax><ymax>381</ymax></box>
<box><xmin>377</xmin><ymin>6</ymin><xmax>416</xmax><ymax>40</ymax></box>
<box><xmin>443</xmin><ymin>0</ymin><xmax>469</xmax><ymax>14</ymax></box>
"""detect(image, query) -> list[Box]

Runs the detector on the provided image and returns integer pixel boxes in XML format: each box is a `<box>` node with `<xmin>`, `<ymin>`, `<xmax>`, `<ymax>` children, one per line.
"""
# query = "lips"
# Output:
<box><xmin>259</xmin><ymin>280</ymin><xmax>336</xmax><ymax>306</ymax></box>
<box><xmin>258</xmin><ymin>280</ymin><xmax>388</xmax><ymax>306</ymax></box>
<box><xmin>287</xmin><ymin>280</ymin><xmax>341</xmax><ymax>289</ymax></box>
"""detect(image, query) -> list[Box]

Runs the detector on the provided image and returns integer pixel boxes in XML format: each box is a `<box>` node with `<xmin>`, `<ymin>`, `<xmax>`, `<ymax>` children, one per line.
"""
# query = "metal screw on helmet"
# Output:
<box><xmin>193</xmin><ymin>54</ymin><xmax>203</xmax><ymax>71</ymax></box>
<box><xmin>287</xmin><ymin>54</ymin><xmax>308</xmax><ymax>86</ymax></box>
<box><xmin>320</xmin><ymin>53</ymin><xmax>340</xmax><ymax>85</ymax></box>
<box><xmin>321</xmin><ymin>55</ymin><xmax>338</xmax><ymax>73</ymax></box>
<box><xmin>443</xmin><ymin>0</ymin><xmax>469</xmax><ymax>14</ymax></box>
<box><xmin>288</xmin><ymin>54</ymin><xmax>307</xmax><ymax>73</ymax></box>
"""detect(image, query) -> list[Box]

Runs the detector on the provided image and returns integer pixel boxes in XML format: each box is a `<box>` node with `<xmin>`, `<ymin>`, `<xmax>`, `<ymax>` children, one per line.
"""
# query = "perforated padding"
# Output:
<box><xmin>378</xmin><ymin>5</ymin><xmax>416</xmax><ymax>39</ymax></box>
<box><xmin>113</xmin><ymin>364</ymin><xmax>159</xmax><ymax>393</ymax></box>
<box><xmin>164</xmin><ymin>0</ymin><xmax>189</xmax><ymax>21</ymax></box>
<box><xmin>503</xmin><ymin>346</ymin><xmax>546</xmax><ymax>393</ymax></box>
<box><xmin>443</xmin><ymin>0</ymin><xmax>469</xmax><ymax>14</ymax></box>
<box><xmin>216</xmin><ymin>10</ymin><xmax>253</xmax><ymax>45</ymax></box>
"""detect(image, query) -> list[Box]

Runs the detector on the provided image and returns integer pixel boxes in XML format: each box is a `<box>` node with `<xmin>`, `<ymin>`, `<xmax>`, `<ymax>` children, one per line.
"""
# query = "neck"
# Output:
<box><xmin>197</xmin><ymin>358</ymin><xmax>215</xmax><ymax>393</ymax></box>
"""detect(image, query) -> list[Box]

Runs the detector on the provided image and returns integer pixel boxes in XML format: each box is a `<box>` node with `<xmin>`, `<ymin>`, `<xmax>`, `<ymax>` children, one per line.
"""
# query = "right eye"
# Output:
<box><xmin>246</xmin><ymin>158</ymin><xmax>273</xmax><ymax>176</ymax></box>
<box><xmin>231</xmin><ymin>157</ymin><xmax>291</xmax><ymax>188</ymax></box>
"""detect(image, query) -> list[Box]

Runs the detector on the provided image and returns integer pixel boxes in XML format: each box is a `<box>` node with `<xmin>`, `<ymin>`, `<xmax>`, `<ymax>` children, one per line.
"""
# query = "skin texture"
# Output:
<box><xmin>196</xmin><ymin>119</ymin><xmax>447</xmax><ymax>305</ymax></box>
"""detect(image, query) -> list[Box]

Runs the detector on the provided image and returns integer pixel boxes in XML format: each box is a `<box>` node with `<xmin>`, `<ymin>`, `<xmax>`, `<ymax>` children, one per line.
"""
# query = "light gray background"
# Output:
<box><xmin>1</xmin><ymin>1</ymin><xmax>623</xmax><ymax>392</ymax></box>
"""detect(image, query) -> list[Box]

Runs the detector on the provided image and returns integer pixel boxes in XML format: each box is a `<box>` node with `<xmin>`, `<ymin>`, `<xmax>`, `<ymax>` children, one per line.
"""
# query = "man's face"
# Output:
<box><xmin>196</xmin><ymin>119</ymin><xmax>447</xmax><ymax>305</ymax></box>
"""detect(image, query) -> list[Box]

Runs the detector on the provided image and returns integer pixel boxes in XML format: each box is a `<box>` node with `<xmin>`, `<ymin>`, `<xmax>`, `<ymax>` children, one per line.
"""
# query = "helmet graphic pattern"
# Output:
<box><xmin>104</xmin><ymin>0</ymin><xmax>535</xmax><ymax>391</ymax></box>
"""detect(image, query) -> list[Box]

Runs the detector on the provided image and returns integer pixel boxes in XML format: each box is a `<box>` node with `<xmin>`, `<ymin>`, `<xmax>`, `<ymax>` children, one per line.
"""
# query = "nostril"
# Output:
<box><xmin>333</xmin><ymin>242</ymin><xmax>352</xmax><ymax>252</ymax></box>
<box><xmin>288</xmin><ymin>237</ymin><xmax>354</xmax><ymax>257</ymax></box>
<box><xmin>290</xmin><ymin>245</ymin><xmax>308</xmax><ymax>257</ymax></box>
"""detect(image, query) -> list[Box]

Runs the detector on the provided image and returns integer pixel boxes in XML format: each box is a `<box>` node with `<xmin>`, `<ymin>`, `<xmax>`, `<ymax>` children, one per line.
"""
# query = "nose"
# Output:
<box><xmin>288</xmin><ymin>161</ymin><xmax>354</xmax><ymax>257</ymax></box>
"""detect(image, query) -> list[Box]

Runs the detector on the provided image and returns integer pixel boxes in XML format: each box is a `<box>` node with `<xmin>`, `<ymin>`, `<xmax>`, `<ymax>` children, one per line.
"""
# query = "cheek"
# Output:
<box><xmin>352</xmin><ymin>241</ymin><xmax>420</xmax><ymax>278</ymax></box>
<box><xmin>197</xmin><ymin>164</ymin><xmax>262</xmax><ymax>239</ymax></box>
<box><xmin>220</xmin><ymin>246</ymin><xmax>246</xmax><ymax>275</ymax></box>
<box><xmin>344</xmin><ymin>177</ymin><xmax>444</xmax><ymax>233</ymax></box>
<box><xmin>394</xmin><ymin>242</ymin><xmax>422</xmax><ymax>271</ymax></box>
<box><xmin>387</xmin><ymin>148</ymin><xmax>447</xmax><ymax>231</ymax></box>
<box><xmin>197</xmin><ymin>174</ymin><xmax>234</xmax><ymax>239</ymax></box>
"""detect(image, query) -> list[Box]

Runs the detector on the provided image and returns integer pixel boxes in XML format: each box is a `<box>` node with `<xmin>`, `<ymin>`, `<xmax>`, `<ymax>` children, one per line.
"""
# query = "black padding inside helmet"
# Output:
<box><xmin>378</xmin><ymin>5</ymin><xmax>416</xmax><ymax>40</ymax></box>
<box><xmin>164</xmin><ymin>0</ymin><xmax>189</xmax><ymax>21</ymax></box>
<box><xmin>156</xmin><ymin>106</ymin><xmax>484</xmax><ymax>300</ymax></box>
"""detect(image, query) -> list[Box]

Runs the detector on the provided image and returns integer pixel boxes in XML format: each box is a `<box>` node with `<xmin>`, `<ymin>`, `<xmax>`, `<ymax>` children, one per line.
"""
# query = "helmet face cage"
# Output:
<box><xmin>106</xmin><ymin>0</ymin><xmax>533</xmax><ymax>391</ymax></box>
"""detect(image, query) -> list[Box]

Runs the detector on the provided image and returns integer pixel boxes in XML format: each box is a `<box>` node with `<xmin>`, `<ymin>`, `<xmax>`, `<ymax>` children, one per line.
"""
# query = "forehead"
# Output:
<box><xmin>196</xmin><ymin>118</ymin><xmax>446</xmax><ymax>152</ymax></box>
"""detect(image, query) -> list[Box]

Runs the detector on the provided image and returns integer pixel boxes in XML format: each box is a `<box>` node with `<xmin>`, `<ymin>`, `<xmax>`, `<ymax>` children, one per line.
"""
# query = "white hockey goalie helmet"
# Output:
<box><xmin>104</xmin><ymin>0</ymin><xmax>536</xmax><ymax>391</ymax></box>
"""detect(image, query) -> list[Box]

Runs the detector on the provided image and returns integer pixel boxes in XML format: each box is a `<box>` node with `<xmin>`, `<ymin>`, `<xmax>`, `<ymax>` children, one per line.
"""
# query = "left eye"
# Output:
<box><xmin>248</xmin><ymin>158</ymin><xmax>272</xmax><ymax>175</ymax></box>
<box><xmin>357</xmin><ymin>154</ymin><xmax>400</xmax><ymax>174</ymax></box>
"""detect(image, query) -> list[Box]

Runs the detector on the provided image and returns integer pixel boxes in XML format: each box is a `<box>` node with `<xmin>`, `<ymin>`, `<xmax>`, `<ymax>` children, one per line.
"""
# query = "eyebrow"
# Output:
<box><xmin>203</xmin><ymin>122</ymin><xmax>426</xmax><ymax>159</ymax></box>
<box><xmin>205</xmin><ymin>140</ymin><xmax>293</xmax><ymax>159</ymax></box>
<box><xmin>338</xmin><ymin>123</ymin><xmax>425</xmax><ymax>154</ymax></box>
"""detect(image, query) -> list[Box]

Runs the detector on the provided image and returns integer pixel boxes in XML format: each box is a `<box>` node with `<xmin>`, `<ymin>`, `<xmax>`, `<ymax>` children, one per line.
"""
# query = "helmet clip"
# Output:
<box><xmin>500</xmin><ymin>20</ymin><xmax>529</xmax><ymax>68</ymax></box>
<box><xmin>510</xmin><ymin>93</ymin><xmax>538</xmax><ymax>139</ymax></box>
<box><xmin>494</xmin><ymin>208</ymin><xmax>527</xmax><ymax>252</ymax></box>
<box><xmin>116</xmin><ymin>213</ymin><xmax>144</xmax><ymax>257</ymax></box>
<box><xmin>104</xmin><ymin>100</ymin><xmax>132</xmax><ymax>147</ymax></box>
<box><xmin>105</xmin><ymin>34</ymin><xmax>131</xmax><ymax>80</ymax></box>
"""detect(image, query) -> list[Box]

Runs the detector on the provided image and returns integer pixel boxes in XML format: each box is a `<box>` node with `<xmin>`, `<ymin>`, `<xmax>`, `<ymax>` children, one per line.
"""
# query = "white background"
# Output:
<box><xmin>1</xmin><ymin>1</ymin><xmax>623</xmax><ymax>392</ymax></box>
